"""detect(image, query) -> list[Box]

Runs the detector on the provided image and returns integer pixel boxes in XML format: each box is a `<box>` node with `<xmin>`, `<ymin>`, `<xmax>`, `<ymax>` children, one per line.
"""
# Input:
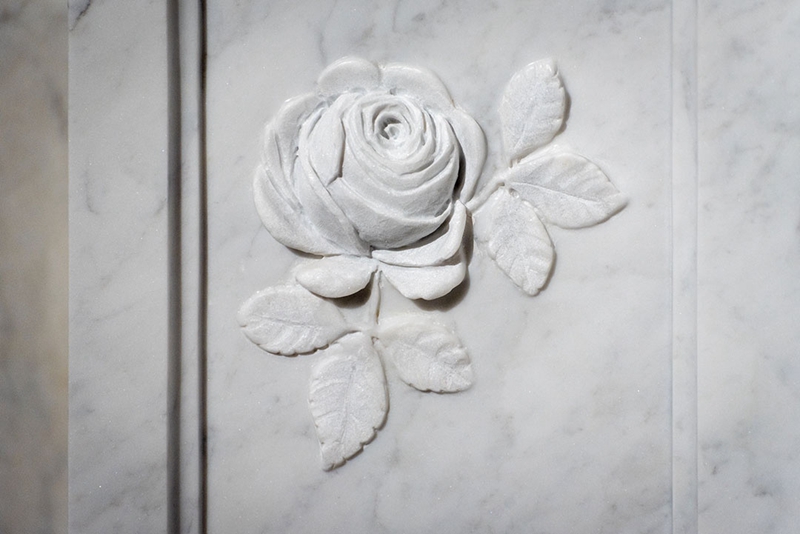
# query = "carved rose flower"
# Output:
<box><xmin>255</xmin><ymin>57</ymin><xmax>486</xmax><ymax>300</ymax></box>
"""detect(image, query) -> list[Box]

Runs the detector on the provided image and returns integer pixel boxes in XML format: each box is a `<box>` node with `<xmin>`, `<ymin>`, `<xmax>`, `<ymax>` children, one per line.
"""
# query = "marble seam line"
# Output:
<box><xmin>670</xmin><ymin>0</ymin><xmax>699</xmax><ymax>532</ymax></box>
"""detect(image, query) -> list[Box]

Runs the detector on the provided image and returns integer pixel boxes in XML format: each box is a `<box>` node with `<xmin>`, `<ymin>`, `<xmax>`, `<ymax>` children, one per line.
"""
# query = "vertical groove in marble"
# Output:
<box><xmin>195</xmin><ymin>1</ymin><xmax>210</xmax><ymax>530</ymax></box>
<box><xmin>172</xmin><ymin>0</ymin><xmax>209</xmax><ymax>532</ymax></box>
<box><xmin>671</xmin><ymin>0</ymin><xmax>698</xmax><ymax>532</ymax></box>
<box><xmin>167</xmin><ymin>0</ymin><xmax>182</xmax><ymax>531</ymax></box>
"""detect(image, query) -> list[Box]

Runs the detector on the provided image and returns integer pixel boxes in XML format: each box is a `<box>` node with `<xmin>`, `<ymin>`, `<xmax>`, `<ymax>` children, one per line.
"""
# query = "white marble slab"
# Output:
<box><xmin>697</xmin><ymin>2</ymin><xmax>800</xmax><ymax>532</ymax></box>
<box><xmin>205</xmin><ymin>1</ymin><xmax>673</xmax><ymax>532</ymax></box>
<box><xmin>69</xmin><ymin>2</ymin><xmax>170</xmax><ymax>532</ymax></box>
<box><xmin>68</xmin><ymin>0</ymin><xmax>800</xmax><ymax>532</ymax></box>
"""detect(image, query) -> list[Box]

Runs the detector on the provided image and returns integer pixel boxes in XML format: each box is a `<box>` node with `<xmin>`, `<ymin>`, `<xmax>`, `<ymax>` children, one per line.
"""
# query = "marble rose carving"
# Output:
<box><xmin>239</xmin><ymin>57</ymin><xmax>626</xmax><ymax>469</ymax></box>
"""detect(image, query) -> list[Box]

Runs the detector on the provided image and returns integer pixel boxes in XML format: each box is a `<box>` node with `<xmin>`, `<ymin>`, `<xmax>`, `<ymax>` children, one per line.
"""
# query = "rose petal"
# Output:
<box><xmin>294</xmin><ymin>160</ymin><xmax>370</xmax><ymax>256</ymax></box>
<box><xmin>381</xmin><ymin>63</ymin><xmax>454</xmax><ymax>112</ymax></box>
<box><xmin>295</xmin><ymin>256</ymin><xmax>377</xmax><ymax>298</ymax></box>
<box><xmin>371</xmin><ymin>201</ymin><xmax>467</xmax><ymax>267</ymax></box>
<box><xmin>449</xmin><ymin>108</ymin><xmax>487</xmax><ymax>202</ymax></box>
<box><xmin>343</xmin><ymin>98</ymin><xmax>440</xmax><ymax>189</ymax></box>
<box><xmin>381</xmin><ymin>250</ymin><xmax>467</xmax><ymax>300</ymax></box>
<box><xmin>335</xmin><ymin>104</ymin><xmax>453</xmax><ymax>219</ymax></box>
<box><xmin>386</xmin><ymin>115</ymin><xmax>458</xmax><ymax>191</ymax></box>
<box><xmin>326</xmin><ymin>175</ymin><xmax>453</xmax><ymax>249</ymax></box>
<box><xmin>334</xmin><ymin>140</ymin><xmax>458</xmax><ymax>223</ymax></box>
<box><xmin>257</xmin><ymin>98</ymin><xmax>355</xmax><ymax>256</ymax></box>
<box><xmin>376</xmin><ymin>113</ymin><xmax>455</xmax><ymax>184</ymax></box>
<box><xmin>318</xmin><ymin>57</ymin><xmax>381</xmax><ymax>97</ymax></box>
<box><xmin>273</xmin><ymin>93</ymin><xmax>321</xmax><ymax>180</ymax></box>
<box><xmin>295</xmin><ymin>108</ymin><xmax>371</xmax><ymax>256</ymax></box>
<box><xmin>334</xmin><ymin>110</ymin><xmax>459</xmax><ymax>231</ymax></box>
<box><xmin>307</xmin><ymin>96</ymin><xmax>354</xmax><ymax>185</ymax></box>
<box><xmin>359</xmin><ymin>95</ymin><xmax>429</xmax><ymax>166</ymax></box>
<box><xmin>253</xmin><ymin>164</ymin><xmax>342</xmax><ymax>256</ymax></box>
<box><xmin>261</xmin><ymin>123</ymin><xmax>300</xmax><ymax>211</ymax></box>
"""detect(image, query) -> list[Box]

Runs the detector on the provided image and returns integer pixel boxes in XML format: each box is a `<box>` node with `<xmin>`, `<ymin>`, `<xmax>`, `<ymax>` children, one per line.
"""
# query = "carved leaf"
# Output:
<box><xmin>377</xmin><ymin>316</ymin><xmax>473</xmax><ymax>393</ymax></box>
<box><xmin>473</xmin><ymin>188</ymin><xmax>554</xmax><ymax>295</ymax></box>
<box><xmin>508</xmin><ymin>152</ymin><xmax>627</xmax><ymax>229</ymax></box>
<box><xmin>295</xmin><ymin>256</ymin><xmax>377</xmax><ymax>298</ymax></box>
<box><xmin>500</xmin><ymin>59</ymin><xmax>566</xmax><ymax>163</ymax></box>
<box><xmin>237</xmin><ymin>285</ymin><xmax>352</xmax><ymax>355</ymax></box>
<box><xmin>309</xmin><ymin>333</ymin><xmax>388</xmax><ymax>470</ymax></box>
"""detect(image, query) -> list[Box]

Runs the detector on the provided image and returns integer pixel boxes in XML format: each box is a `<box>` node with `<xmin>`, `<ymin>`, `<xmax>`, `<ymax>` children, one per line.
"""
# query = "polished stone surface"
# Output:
<box><xmin>697</xmin><ymin>3</ymin><xmax>800</xmax><ymax>531</ymax></box>
<box><xmin>69</xmin><ymin>2</ymin><xmax>170</xmax><ymax>533</ymax></box>
<box><xmin>205</xmin><ymin>1</ymin><xmax>672</xmax><ymax>531</ymax></box>
<box><xmin>68</xmin><ymin>0</ymin><xmax>800</xmax><ymax>532</ymax></box>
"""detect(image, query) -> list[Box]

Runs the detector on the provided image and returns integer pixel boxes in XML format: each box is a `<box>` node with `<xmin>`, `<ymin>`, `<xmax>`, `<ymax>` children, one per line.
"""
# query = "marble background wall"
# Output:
<box><xmin>0</xmin><ymin>0</ymin><xmax>68</xmax><ymax>532</ymax></box>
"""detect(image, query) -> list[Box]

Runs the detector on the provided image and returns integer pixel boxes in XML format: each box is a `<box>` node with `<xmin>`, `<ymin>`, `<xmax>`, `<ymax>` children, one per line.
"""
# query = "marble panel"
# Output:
<box><xmin>205</xmin><ymin>1</ymin><xmax>673</xmax><ymax>532</ymax></box>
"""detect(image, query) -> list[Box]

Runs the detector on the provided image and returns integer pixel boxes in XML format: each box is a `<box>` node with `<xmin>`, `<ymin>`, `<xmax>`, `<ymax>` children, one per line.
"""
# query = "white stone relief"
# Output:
<box><xmin>239</xmin><ymin>57</ymin><xmax>626</xmax><ymax>469</ymax></box>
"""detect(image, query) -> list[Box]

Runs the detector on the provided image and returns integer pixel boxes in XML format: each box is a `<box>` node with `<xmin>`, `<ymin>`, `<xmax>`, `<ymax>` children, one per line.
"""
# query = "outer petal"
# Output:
<box><xmin>261</xmin><ymin>122</ymin><xmax>300</xmax><ymax>211</ymax></box>
<box><xmin>305</xmin><ymin>97</ymin><xmax>349</xmax><ymax>185</ymax></box>
<box><xmin>295</xmin><ymin>256</ymin><xmax>377</xmax><ymax>298</ymax></box>
<box><xmin>449</xmin><ymin>108</ymin><xmax>487</xmax><ymax>202</ymax></box>
<box><xmin>296</xmin><ymin>108</ymin><xmax>371</xmax><ymax>256</ymax></box>
<box><xmin>381</xmin><ymin>63</ymin><xmax>453</xmax><ymax>112</ymax></box>
<box><xmin>273</xmin><ymin>93</ymin><xmax>321</xmax><ymax>180</ymax></box>
<box><xmin>255</xmin><ymin>125</ymin><xmax>343</xmax><ymax>256</ymax></box>
<box><xmin>372</xmin><ymin>201</ymin><xmax>467</xmax><ymax>267</ymax></box>
<box><xmin>294</xmin><ymin>162</ymin><xmax>370</xmax><ymax>256</ymax></box>
<box><xmin>381</xmin><ymin>250</ymin><xmax>467</xmax><ymax>300</ymax></box>
<box><xmin>318</xmin><ymin>57</ymin><xmax>381</xmax><ymax>97</ymax></box>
